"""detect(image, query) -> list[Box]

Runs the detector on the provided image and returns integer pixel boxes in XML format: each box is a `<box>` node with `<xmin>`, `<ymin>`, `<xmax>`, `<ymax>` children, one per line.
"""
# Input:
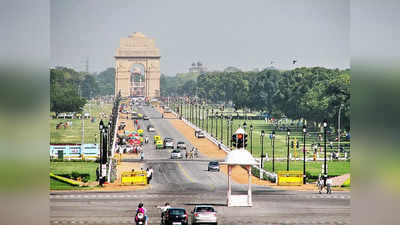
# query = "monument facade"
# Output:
<box><xmin>115</xmin><ymin>32</ymin><xmax>161</xmax><ymax>99</ymax></box>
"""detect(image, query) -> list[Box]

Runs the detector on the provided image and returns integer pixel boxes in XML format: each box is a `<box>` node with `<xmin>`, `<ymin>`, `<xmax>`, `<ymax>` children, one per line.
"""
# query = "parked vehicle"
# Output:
<box><xmin>195</xmin><ymin>130</ymin><xmax>205</xmax><ymax>138</ymax></box>
<box><xmin>191</xmin><ymin>205</ymin><xmax>217</xmax><ymax>225</ymax></box>
<box><xmin>176</xmin><ymin>141</ymin><xmax>186</xmax><ymax>150</ymax></box>
<box><xmin>170</xmin><ymin>149</ymin><xmax>183</xmax><ymax>159</ymax></box>
<box><xmin>164</xmin><ymin>107</ymin><xmax>172</xmax><ymax>113</ymax></box>
<box><xmin>162</xmin><ymin>207</ymin><xmax>188</xmax><ymax>225</ymax></box>
<box><xmin>143</xmin><ymin>115</ymin><xmax>150</xmax><ymax>120</ymax></box>
<box><xmin>208</xmin><ymin>161</ymin><xmax>220</xmax><ymax>172</ymax></box>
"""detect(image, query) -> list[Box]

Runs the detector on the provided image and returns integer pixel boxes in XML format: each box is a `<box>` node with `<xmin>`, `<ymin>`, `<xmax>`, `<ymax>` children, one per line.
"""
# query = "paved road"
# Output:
<box><xmin>50</xmin><ymin>104</ymin><xmax>351</xmax><ymax>225</ymax></box>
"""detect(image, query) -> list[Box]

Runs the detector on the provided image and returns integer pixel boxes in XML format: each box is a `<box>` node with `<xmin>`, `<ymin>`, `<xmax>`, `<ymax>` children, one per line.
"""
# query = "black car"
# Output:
<box><xmin>208</xmin><ymin>161</ymin><xmax>220</xmax><ymax>172</ymax></box>
<box><xmin>162</xmin><ymin>208</ymin><xmax>188</xmax><ymax>225</ymax></box>
<box><xmin>176</xmin><ymin>141</ymin><xmax>186</xmax><ymax>149</ymax></box>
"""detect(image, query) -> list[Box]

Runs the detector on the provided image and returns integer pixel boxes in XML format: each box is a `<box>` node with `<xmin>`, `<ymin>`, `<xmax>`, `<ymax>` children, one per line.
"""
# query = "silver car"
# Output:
<box><xmin>191</xmin><ymin>205</ymin><xmax>217</xmax><ymax>225</ymax></box>
<box><xmin>170</xmin><ymin>149</ymin><xmax>182</xmax><ymax>159</ymax></box>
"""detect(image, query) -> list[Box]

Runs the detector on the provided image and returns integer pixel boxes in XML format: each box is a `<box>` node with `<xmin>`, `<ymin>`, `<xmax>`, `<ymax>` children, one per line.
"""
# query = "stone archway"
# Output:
<box><xmin>115</xmin><ymin>32</ymin><xmax>161</xmax><ymax>99</ymax></box>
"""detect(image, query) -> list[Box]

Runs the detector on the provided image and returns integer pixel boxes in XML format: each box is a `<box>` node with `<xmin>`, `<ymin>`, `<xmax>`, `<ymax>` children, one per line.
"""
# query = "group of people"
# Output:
<box><xmin>185</xmin><ymin>147</ymin><xmax>199</xmax><ymax>159</ymax></box>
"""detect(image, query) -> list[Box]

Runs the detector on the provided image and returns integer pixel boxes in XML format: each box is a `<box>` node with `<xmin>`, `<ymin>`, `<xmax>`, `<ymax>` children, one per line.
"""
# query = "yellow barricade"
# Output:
<box><xmin>121</xmin><ymin>171</ymin><xmax>147</xmax><ymax>185</ymax></box>
<box><xmin>277</xmin><ymin>171</ymin><xmax>303</xmax><ymax>186</ymax></box>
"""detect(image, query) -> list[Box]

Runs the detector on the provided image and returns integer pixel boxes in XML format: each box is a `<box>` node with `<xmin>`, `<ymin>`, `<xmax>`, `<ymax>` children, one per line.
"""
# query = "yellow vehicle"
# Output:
<box><xmin>153</xmin><ymin>135</ymin><xmax>161</xmax><ymax>144</ymax></box>
<box><xmin>155</xmin><ymin>140</ymin><xmax>164</xmax><ymax>149</ymax></box>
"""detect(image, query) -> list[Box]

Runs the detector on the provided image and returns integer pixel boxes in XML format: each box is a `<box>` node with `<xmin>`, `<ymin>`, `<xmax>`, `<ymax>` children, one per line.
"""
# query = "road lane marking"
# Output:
<box><xmin>176</xmin><ymin>162</ymin><xmax>194</xmax><ymax>182</ymax></box>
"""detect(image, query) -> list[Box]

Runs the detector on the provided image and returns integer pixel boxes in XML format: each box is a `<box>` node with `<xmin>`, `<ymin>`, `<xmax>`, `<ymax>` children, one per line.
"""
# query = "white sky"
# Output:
<box><xmin>51</xmin><ymin>0</ymin><xmax>349</xmax><ymax>75</ymax></box>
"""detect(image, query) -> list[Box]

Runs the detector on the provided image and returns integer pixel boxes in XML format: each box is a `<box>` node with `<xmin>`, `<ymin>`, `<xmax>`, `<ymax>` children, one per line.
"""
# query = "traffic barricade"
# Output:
<box><xmin>120</xmin><ymin>171</ymin><xmax>147</xmax><ymax>185</ymax></box>
<box><xmin>277</xmin><ymin>171</ymin><xmax>303</xmax><ymax>186</ymax></box>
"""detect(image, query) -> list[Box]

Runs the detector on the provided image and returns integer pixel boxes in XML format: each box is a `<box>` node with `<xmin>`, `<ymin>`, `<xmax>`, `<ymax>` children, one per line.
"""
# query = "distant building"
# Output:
<box><xmin>189</xmin><ymin>61</ymin><xmax>207</xmax><ymax>73</ymax></box>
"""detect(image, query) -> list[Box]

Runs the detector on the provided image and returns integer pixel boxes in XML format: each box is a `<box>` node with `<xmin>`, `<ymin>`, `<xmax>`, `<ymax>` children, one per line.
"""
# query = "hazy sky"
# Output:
<box><xmin>51</xmin><ymin>0</ymin><xmax>349</xmax><ymax>75</ymax></box>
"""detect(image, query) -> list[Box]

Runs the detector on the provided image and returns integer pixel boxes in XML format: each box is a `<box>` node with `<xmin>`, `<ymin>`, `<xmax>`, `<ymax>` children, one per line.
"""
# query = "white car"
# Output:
<box><xmin>191</xmin><ymin>205</ymin><xmax>217</xmax><ymax>225</ymax></box>
<box><xmin>170</xmin><ymin>149</ymin><xmax>182</xmax><ymax>159</ymax></box>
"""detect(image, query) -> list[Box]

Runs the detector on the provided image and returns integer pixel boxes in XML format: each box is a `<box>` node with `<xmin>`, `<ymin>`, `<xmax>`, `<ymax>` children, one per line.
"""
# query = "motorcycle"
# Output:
<box><xmin>135</xmin><ymin>212</ymin><xmax>146</xmax><ymax>225</ymax></box>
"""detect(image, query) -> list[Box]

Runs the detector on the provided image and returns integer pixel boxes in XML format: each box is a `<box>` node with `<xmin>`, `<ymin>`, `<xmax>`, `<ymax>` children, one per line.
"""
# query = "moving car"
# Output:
<box><xmin>176</xmin><ymin>141</ymin><xmax>186</xmax><ymax>150</ymax></box>
<box><xmin>162</xmin><ymin>207</ymin><xmax>188</xmax><ymax>225</ymax></box>
<box><xmin>195</xmin><ymin>130</ymin><xmax>205</xmax><ymax>138</ymax></box>
<box><xmin>170</xmin><ymin>149</ymin><xmax>183</xmax><ymax>159</ymax></box>
<box><xmin>164</xmin><ymin>107</ymin><xmax>172</xmax><ymax>113</ymax></box>
<box><xmin>208</xmin><ymin>161</ymin><xmax>220</xmax><ymax>172</ymax></box>
<box><xmin>164</xmin><ymin>137</ymin><xmax>174</xmax><ymax>149</ymax></box>
<box><xmin>156</xmin><ymin>140</ymin><xmax>164</xmax><ymax>149</ymax></box>
<box><xmin>191</xmin><ymin>205</ymin><xmax>217</xmax><ymax>225</ymax></box>
<box><xmin>154</xmin><ymin>135</ymin><xmax>161</xmax><ymax>144</ymax></box>
<box><xmin>147</xmin><ymin>125</ymin><xmax>155</xmax><ymax>132</ymax></box>
<box><xmin>143</xmin><ymin>115</ymin><xmax>150</xmax><ymax>120</ymax></box>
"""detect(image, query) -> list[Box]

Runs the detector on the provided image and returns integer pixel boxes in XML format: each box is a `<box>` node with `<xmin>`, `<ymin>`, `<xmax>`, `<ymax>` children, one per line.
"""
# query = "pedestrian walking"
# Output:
<box><xmin>149</xmin><ymin>167</ymin><xmax>153</xmax><ymax>183</ymax></box>
<box><xmin>146</xmin><ymin>168</ymin><xmax>151</xmax><ymax>184</ymax></box>
<box><xmin>140</xmin><ymin>151</ymin><xmax>144</xmax><ymax>160</ymax></box>
<box><xmin>96</xmin><ymin>167</ymin><xmax>99</xmax><ymax>181</ymax></box>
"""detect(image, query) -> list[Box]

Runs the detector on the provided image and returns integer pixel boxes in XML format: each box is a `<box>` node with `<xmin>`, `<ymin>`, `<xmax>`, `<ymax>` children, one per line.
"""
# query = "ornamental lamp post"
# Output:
<box><xmin>250</xmin><ymin>124</ymin><xmax>253</xmax><ymax>155</ymax></box>
<box><xmin>230</xmin><ymin>117</ymin><xmax>233</xmax><ymax>148</ymax></box>
<box><xmin>98</xmin><ymin>120</ymin><xmax>104</xmax><ymax>186</ymax></box>
<box><xmin>211</xmin><ymin>109</ymin><xmax>214</xmax><ymax>137</ymax></box>
<box><xmin>272</xmin><ymin>130</ymin><xmax>276</xmax><ymax>172</ymax></box>
<box><xmin>215</xmin><ymin>112</ymin><xmax>219</xmax><ymax>139</ymax></box>
<box><xmin>220</xmin><ymin>111</ymin><xmax>224</xmax><ymax>142</ymax></box>
<box><xmin>323</xmin><ymin>119</ymin><xmax>328</xmax><ymax>186</ymax></box>
<box><xmin>226</xmin><ymin>118</ymin><xmax>230</xmax><ymax>146</ymax></box>
<box><xmin>206</xmin><ymin>108</ymin><xmax>209</xmax><ymax>133</ymax></box>
<box><xmin>260</xmin><ymin>130</ymin><xmax>265</xmax><ymax>176</ymax></box>
<box><xmin>287</xmin><ymin>128</ymin><xmax>291</xmax><ymax>171</ymax></box>
<box><xmin>338</xmin><ymin>103</ymin><xmax>344</xmax><ymax>154</ymax></box>
<box><xmin>302</xmin><ymin>125</ymin><xmax>307</xmax><ymax>184</ymax></box>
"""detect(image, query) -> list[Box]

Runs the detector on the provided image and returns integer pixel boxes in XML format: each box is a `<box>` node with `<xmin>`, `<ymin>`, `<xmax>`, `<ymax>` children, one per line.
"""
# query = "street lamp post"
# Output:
<box><xmin>272</xmin><ymin>130</ymin><xmax>276</xmax><ymax>172</ymax></box>
<box><xmin>211</xmin><ymin>109</ymin><xmax>214</xmax><ymax>137</ymax></box>
<box><xmin>250</xmin><ymin>124</ymin><xmax>253</xmax><ymax>155</ymax></box>
<box><xmin>303</xmin><ymin>125</ymin><xmax>307</xmax><ymax>184</ymax></box>
<box><xmin>261</xmin><ymin>130</ymin><xmax>265</xmax><ymax>175</ymax></box>
<box><xmin>323</xmin><ymin>119</ymin><xmax>328</xmax><ymax>186</ymax></box>
<box><xmin>230</xmin><ymin>117</ymin><xmax>233</xmax><ymax>148</ymax></box>
<box><xmin>287</xmin><ymin>128</ymin><xmax>291</xmax><ymax>171</ymax></box>
<box><xmin>202</xmin><ymin>105</ymin><xmax>205</xmax><ymax>130</ymax></box>
<box><xmin>98</xmin><ymin>120</ymin><xmax>104</xmax><ymax>186</ymax></box>
<box><xmin>215</xmin><ymin>112</ymin><xmax>218</xmax><ymax>139</ymax></box>
<box><xmin>338</xmin><ymin>104</ymin><xmax>344</xmax><ymax>154</ymax></box>
<box><xmin>206</xmin><ymin>108</ymin><xmax>209</xmax><ymax>133</ymax></box>
<box><xmin>221</xmin><ymin>111</ymin><xmax>223</xmax><ymax>142</ymax></box>
<box><xmin>226</xmin><ymin>118</ymin><xmax>229</xmax><ymax>146</ymax></box>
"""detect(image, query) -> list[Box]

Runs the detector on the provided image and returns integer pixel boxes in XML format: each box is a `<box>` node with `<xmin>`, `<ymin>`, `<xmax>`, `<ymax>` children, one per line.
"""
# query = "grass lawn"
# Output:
<box><xmin>50</xmin><ymin>161</ymin><xmax>98</xmax><ymax>182</ymax></box>
<box><xmin>50</xmin><ymin>101</ymin><xmax>112</xmax><ymax>144</ymax></box>
<box><xmin>180</xmin><ymin>106</ymin><xmax>351</xmax><ymax>159</ymax></box>
<box><xmin>263</xmin><ymin>160</ymin><xmax>351</xmax><ymax>178</ymax></box>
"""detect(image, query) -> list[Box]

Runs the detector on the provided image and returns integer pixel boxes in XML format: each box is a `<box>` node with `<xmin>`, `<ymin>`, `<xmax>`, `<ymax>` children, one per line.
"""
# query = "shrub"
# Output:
<box><xmin>71</xmin><ymin>171</ymin><xmax>80</xmax><ymax>180</ymax></box>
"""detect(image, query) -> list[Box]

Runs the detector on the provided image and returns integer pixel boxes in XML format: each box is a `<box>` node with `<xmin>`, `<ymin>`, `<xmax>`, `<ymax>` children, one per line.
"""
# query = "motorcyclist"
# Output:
<box><xmin>135</xmin><ymin>202</ymin><xmax>148</xmax><ymax>225</ymax></box>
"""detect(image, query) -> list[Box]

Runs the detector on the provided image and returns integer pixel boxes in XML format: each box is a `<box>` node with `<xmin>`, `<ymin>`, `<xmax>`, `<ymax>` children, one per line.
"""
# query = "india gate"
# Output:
<box><xmin>115</xmin><ymin>32</ymin><xmax>160</xmax><ymax>99</ymax></box>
